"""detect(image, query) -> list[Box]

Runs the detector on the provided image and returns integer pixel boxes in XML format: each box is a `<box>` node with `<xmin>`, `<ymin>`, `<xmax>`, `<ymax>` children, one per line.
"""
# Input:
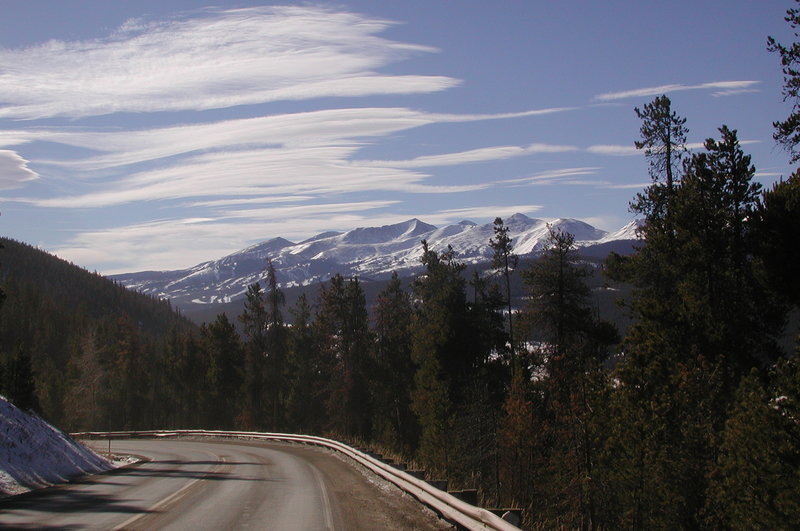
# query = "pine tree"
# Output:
<box><xmin>708</xmin><ymin>360</ymin><xmax>800</xmax><ymax>528</ymax></box>
<box><xmin>489</xmin><ymin>217</ymin><xmax>518</xmax><ymax>357</ymax></box>
<box><xmin>673</xmin><ymin>126</ymin><xmax>780</xmax><ymax>374</ymax></box>
<box><xmin>316</xmin><ymin>274</ymin><xmax>373</xmax><ymax>438</ymax></box>
<box><xmin>521</xmin><ymin>227</ymin><xmax>615</xmax><ymax>530</ymax></box>
<box><xmin>410</xmin><ymin>241</ymin><xmax>469</xmax><ymax>475</ymax></box>
<box><xmin>264</xmin><ymin>260</ymin><xmax>288</xmax><ymax>430</ymax></box>
<box><xmin>497</xmin><ymin>367</ymin><xmax>537</xmax><ymax>512</ymax></box>
<box><xmin>201</xmin><ymin>313</ymin><xmax>243</xmax><ymax>429</ymax></box>
<box><xmin>106</xmin><ymin>315</ymin><xmax>147</xmax><ymax>430</ymax></box>
<box><xmin>4</xmin><ymin>343</ymin><xmax>39</xmax><ymax>412</ymax></box>
<box><xmin>753</xmin><ymin>171</ymin><xmax>800</xmax><ymax>308</ymax></box>
<box><xmin>63</xmin><ymin>326</ymin><xmax>106</xmax><ymax>430</ymax></box>
<box><xmin>286</xmin><ymin>293</ymin><xmax>322</xmax><ymax>433</ymax></box>
<box><xmin>605</xmin><ymin>116</ymin><xmax>778</xmax><ymax>528</ymax></box>
<box><xmin>768</xmin><ymin>0</ymin><xmax>800</xmax><ymax>161</ymax></box>
<box><xmin>634</xmin><ymin>94</ymin><xmax>689</xmax><ymax>190</ymax></box>
<box><xmin>372</xmin><ymin>271</ymin><xmax>417</xmax><ymax>452</ymax></box>
<box><xmin>238</xmin><ymin>282</ymin><xmax>267</xmax><ymax>429</ymax></box>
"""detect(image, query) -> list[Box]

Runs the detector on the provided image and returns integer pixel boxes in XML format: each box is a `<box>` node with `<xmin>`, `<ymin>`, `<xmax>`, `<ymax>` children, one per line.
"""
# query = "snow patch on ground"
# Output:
<box><xmin>0</xmin><ymin>396</ymin><xmax>112</xmax><ymax>497</ymax></box>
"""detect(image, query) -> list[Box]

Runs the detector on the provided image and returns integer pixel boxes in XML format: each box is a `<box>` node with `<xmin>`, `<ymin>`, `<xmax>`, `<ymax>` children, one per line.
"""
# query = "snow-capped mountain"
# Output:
<box><xmin>110</xmin><ymin>214</ymin><xmax>639</xmax><ymax>308</ymax></box>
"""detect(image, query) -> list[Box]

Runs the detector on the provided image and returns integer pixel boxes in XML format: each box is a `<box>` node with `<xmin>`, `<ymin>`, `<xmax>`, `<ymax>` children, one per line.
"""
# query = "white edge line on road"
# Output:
<box><xmin>309</xmin><ymin>463</ymin><xmax>336</xmax><ymax>530</ymax></box>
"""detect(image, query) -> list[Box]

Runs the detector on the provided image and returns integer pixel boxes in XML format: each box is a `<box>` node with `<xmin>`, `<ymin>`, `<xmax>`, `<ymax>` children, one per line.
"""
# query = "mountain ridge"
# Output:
<box><xmin>110</xmin><ymin>214</ymin><xmax>640</xmax><ymax>309</ymax></box>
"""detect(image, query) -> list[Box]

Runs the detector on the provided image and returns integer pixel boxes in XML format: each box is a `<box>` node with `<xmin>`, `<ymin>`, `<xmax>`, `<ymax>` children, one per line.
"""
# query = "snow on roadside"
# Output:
<box><xmin>0</xmin><ymin>396</ymin><xmax>111</xmax><ymax>497</ymax></box>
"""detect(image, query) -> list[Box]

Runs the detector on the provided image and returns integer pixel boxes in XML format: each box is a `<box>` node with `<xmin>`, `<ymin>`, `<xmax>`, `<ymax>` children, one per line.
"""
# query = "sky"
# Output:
<box><xmin>0</xmin><ymin>0</ymin><xmax>795</xmax><ymax>274</ymax></box>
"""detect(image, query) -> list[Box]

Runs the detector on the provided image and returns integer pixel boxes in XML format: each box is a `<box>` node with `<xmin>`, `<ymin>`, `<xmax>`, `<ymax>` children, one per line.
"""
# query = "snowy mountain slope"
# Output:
<box><xmin>0</xmin><ymin>397</ymin><xmax>111</xmax><ymax>497</ymax></box>
<box><xmin>110</xmin><ymin>214</ymin><xmax>640</xmax><ymax>309</ymax></box>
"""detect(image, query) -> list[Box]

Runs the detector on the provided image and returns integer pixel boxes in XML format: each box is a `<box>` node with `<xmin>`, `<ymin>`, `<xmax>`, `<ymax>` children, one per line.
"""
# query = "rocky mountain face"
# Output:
<box><xmin>110</xmin><ymin>214</ymin><xmax>639</xmax><ymax>310</ymax></box>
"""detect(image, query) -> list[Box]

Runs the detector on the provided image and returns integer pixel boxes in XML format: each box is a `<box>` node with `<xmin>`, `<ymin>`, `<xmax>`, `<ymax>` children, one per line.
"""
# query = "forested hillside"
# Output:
<box><xmin>0</xmin><ymin>238</ymin><xmax>196</xmax><ymax>427</ymax></box>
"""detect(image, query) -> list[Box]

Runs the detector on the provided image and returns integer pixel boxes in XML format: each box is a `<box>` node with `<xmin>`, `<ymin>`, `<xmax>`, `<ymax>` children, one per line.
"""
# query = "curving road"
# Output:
<box><xmin>0</xmin><ymin>438</ymin><xmax>449</xmax><ymax>530</ymax></box>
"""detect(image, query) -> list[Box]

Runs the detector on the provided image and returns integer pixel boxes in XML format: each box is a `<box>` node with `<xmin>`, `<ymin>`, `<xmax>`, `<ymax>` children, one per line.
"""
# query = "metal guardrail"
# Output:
<box><xmin>72</xmin><ymin>429</ymin><xmax>519</xmax><ymax>531</ymax></box>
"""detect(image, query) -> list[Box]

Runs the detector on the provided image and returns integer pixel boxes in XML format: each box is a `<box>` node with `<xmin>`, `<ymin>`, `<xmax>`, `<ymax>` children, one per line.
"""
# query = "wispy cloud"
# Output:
<box><xmin>354</xmin><ymin>142</ymin><xmax>577</xmax><ymax>168</ymax></box>
<box><xmin>0</xmin><ymin>6</ymin><xmax>457</xmax><ymax>120</ymax></box>
<box><xmin>502</xmin><ymin>167</ymin><xmax>600</xmax><ymax>186</ymax></box>
<box><xmin>13</xmin><ymin>105</ymin><xmax>570</xmax><ymax>208</ymax></box>
<box><xmin>594</xmin><ymin>80</ymin><xmax>760</xmax><ymax>102</ymax></box>
<box><xmin>602</xmin><ymin>182</ymin><xmax>649</xmax><ymax>190</ymax></box>
<box><xmin>427</xmin><ymin>205</ymin><xmax>543</xmax><ymax>224</ymax></box>
<box><xmin>0</xmin><ymin>150</ymin><xmax>39</xmax><ymax>189</ymax></box>
<box><xmin>586</xmin><ymin>145</ymin><xmax>639</xmax><ymax>156</ymax></box>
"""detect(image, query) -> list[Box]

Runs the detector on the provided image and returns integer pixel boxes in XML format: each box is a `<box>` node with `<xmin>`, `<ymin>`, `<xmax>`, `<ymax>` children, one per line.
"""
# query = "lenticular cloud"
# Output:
<box><xmin>0</xmin><ymin>150</ymin><xmax>38</xmax><ymax>189</ymax></box>
<box><xmin>0</xmin><ymin>6</ymin><xmax>457</xmax><ymax>120</ymax></box>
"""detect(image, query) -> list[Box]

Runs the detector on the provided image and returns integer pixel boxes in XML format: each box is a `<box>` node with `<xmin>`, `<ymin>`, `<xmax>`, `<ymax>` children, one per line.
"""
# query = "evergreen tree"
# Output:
<box><xmin>708</xmin><ymin>360</ymin><xmax>800</xmax><ymax>528</ymax></box>
<box><xmin>605</xmin><ymin>114</ymin><xmax>779</xmax><ymax>528</ymax></box>
<box><xmin>264</xmin><ymin>259</ymin><xmax>289</xmax><ymax>431</ymax></box>
<box><xmin>768</xmin><ymin>0</ymin><xmax>800</xmax><ymax>161</ymax></box>
<box><xmin>672</xmin><ymin>126</ymin><xmax>780</xmax><ymax>373</ymax></box>
<box><xmin>286</xmin><ymin>293</ymin><xmax>322</xmax><ymax>433</ymax></box>
<box><xmin>106</xmin><ymin>315</ymin><xmax>147</xmax><ymax>430</ymax></box>
<box><xmin>410</xmin><ymin>241</ymin><xmax>469</xmax><ymax>475</ymax></box>
<box><xmin>489</xmin><ymin>217</ymin><xmax>518</xmax><ymax>357</ymax></box>
<box><xmin>63</xmin><ymin>326</ymin><xmax>106</xmax><ymax>430</ymax></box>
<box><xmin>372</xmin><ymin>271</ymin><xmax>417</xmax><ymax>452</ymax></box>
<box><xmin>521</xmin><ymin>227</ymin><xmax>615</xmax><ymax>530</ymax></box>
<box><xmin>238</xmin><ymin>282</ymin><xmax>268</xmax><ymax>429</ymax></box>
<box><xmin>497</xmin><ymin>367</ymin><xmax>537</xmax><ymax>513</ymax></box>
<box><xmin>201</xmin><ymin>313</ymin><xmax>243</xmax><ymax>429</ymax></box>
<box><xmin>634</xmin><ymin>94</ymin><xmax>689</xmax><ymax>190</ymax></box>
<box><xmin>316</xmin><ymin>274</ymin><xmax>373</xmax><ymax>438</ymax></box>
<box><xmin>753</xmin><ymin>171</ymin><xmax>800</xmax><ymax>307</ymax></box>
<box><xmin>3</xmin><ymin>344</ymin><xmax>39</xmax><ymax>412</ymax></box>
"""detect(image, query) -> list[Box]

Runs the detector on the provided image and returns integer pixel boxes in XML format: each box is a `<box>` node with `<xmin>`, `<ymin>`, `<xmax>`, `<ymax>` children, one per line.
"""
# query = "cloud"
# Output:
<box><xmin>355</xmin><ymin>142</ymin><xmax>577</xmax><ymax>168</ymax></box>
<box><xmin>16</xmin><ymin>105</ymin><xmax>571</xmax><ymax>208</ymax></box>
<box><xmin>711</xmin><ymin>89</ymin><xmax>760</xmax><ymax>97</ymax></box>
<box><xmin>429</xmin><ymin>107</ymin><xmax>577</xmax><ymax>122</ymax></box>
<box><xmin>0</xmin><ymin>150</ymin><xmax>39</xmax><ymax>189</ymax></box>
<box><xmin>594</xmin><ymin>80</ymin><xmax>760</xmax><ymax>102</ymax></box>
<box><xmin>219</xmin><ymin>200</ymin><xmax>401</xmax><ymax>220</ymax></box>
<box><xmin>28</xmin><ymin>106</ymin><xmax>576</xmax><ymax>174</ymax></box>
<box><xmin>587</xmin><ymin>145</ymin><xmax>639</xmax><ymax>156</ymax></box>
<box><xmin>501</xmin><ymin>167</ymin><xmax>600</xmax><ymax>186</ymax></box>
<box><xmin>602</xmin><ymin>182</ymin><xmax>650</xmax><ymax>190</ymax></box>
<box><xmin>0</xmin><ymin>6</ymin><xmax>457</xmax><ymax>119</ymax></box>
<box><xmin>587</xmin><ymin>139</ymin><xmax>760</xmax><ymax>157</ymax></box>
<box><xmin>428</xmin><ymin>205</ymin><xmax>543</xmax><ymax>224</ymax></box>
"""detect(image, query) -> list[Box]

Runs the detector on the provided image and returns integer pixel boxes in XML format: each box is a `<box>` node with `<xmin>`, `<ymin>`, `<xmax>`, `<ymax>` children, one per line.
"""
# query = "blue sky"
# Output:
<box><xmin>0</xmin><ymin>0</ymin><xmax>794</xmax><ymax>274</ymax></box>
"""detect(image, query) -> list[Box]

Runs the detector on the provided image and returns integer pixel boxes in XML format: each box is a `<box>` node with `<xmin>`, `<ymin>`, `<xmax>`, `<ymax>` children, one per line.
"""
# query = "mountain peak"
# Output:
<box><xmin>507</xmin><ymin>212</ymin><xmax>532</xmax><ymax>222</ymax></box>
<box><xmin>341</xmin><ymin>218</ymin><xmax>436</xmax><ymax>244</ymax></box>
<box><xmin>110</xmin><ymin>216</ymin><xmax>637</xmax><ymax>310</ymax></box>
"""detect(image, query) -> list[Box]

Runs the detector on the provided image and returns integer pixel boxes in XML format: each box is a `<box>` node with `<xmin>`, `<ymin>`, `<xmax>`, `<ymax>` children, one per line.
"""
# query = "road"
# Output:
<box><xmin>0</xmin><ymin>438</ymin><xmax>450</xmax><ymax>530</ymax></box>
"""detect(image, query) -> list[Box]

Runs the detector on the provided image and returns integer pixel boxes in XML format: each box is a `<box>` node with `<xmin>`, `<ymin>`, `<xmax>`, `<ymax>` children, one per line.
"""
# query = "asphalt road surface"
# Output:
<box><xmin>0</xmin><ymin>438</ymin><xmax>451</xmax><ymax>530</ymax></box>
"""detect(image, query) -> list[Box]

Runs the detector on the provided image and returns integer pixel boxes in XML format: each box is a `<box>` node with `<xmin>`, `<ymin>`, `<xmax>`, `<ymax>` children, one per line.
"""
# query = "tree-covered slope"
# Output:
<box><xmin>0</xmin><ymin>237</ymin><xmax>196</xmax><ymax>427</ymax></box>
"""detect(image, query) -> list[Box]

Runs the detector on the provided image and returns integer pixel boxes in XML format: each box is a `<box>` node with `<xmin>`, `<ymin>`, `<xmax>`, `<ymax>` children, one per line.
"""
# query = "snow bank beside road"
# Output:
<box><xmin>0</xmin><ymin>396</ymin><xmax>110</xmax><ymax>496</ymax></box>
